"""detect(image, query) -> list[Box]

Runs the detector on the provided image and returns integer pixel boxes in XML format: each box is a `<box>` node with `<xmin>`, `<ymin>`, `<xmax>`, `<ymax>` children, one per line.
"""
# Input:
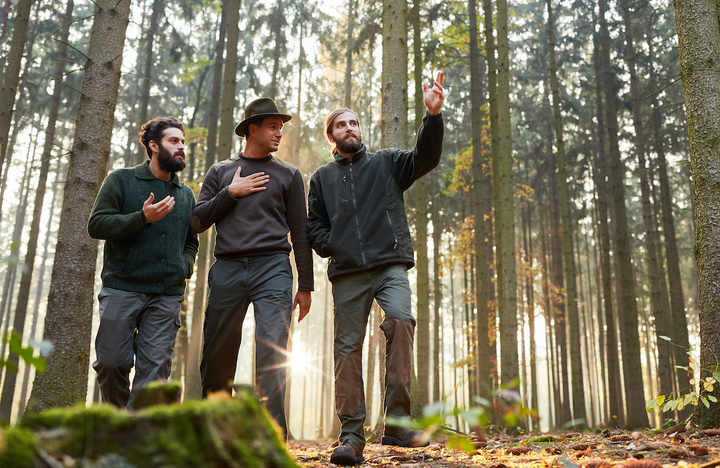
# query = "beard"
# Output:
<box><xmin>335</xmin><ymin>132</ymin><xmax>363</xmax><ymax>155</ymax></box>
<box><xmin>157</xmin><ymin>142</ymin><xmax>186</xmax><ymax>173</ymax></box>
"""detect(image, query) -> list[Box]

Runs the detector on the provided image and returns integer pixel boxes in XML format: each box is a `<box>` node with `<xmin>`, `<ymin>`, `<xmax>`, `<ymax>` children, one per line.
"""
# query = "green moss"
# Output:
<box><xmin>529</xmin><ymin>435</ymin><xmax>558</xmax><ymax>442</ymax></box>
<box><xmin>0</xmin><ymin>426</ymin><xmax>37</xmax><ymax>468</ymax></box>
<box><xmin>21</xmin><ymin>389</ymin><xmax>298</xmax><ymax>467</ymax></box>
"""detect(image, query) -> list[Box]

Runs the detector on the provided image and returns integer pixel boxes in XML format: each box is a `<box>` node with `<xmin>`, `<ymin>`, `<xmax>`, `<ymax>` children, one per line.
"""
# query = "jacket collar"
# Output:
<box><xmin>135</xmin><ymin>160</ymin><xmax>182</xmax><ymax>187</ymax></box>
<box><xmin>333</xmin><ymin>145</ymin><xmax>367</xmax><ymax>165</ymax></box>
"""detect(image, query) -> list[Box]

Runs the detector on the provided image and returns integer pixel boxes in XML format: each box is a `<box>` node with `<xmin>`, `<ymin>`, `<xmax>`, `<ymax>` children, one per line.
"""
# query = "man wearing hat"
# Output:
<box><xmin>191</xmin><ymin>97</ymin><xmax>313</xmax><ymax>437</ymax></box>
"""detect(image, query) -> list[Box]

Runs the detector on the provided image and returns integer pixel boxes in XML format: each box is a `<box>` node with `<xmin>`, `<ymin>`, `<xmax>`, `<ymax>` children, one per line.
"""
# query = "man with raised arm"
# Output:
<box><xmin>191</xmin><ymin>98</ymin><xmax>313</xmax><ymax>438</ymax></box>
<box><xmin>88</xmin><ymin>117</ymin><xmax>198</xmax><ymax>409</ymax></box>
<box><xmin>307</xmin><ymin>72</ymin><xmax>445</xmax><ymax>465</ymax></box>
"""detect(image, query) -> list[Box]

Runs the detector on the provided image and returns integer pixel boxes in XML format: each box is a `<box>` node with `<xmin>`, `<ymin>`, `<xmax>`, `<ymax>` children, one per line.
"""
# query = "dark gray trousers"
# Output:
<box><xmin>93</xmin><ymin>286</ymin><xmax>183</xmax><ymax>409</ymax></box>
<box><xmin>200</xmin><ymin>253</ymin><xmax>293</xmax><ymax>436</ymax></box>
<box><xmin>332</xmin><ymin>264</ymin><xmax>416</xmax><ymax>449</ymax></box>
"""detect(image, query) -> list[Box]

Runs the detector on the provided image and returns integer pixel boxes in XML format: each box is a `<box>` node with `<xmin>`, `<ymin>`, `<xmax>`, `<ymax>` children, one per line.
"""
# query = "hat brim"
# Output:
<box><xmin>234</xmin><ymin>113</ymin><xmax>293</xmax><ymax>138</ymax></box>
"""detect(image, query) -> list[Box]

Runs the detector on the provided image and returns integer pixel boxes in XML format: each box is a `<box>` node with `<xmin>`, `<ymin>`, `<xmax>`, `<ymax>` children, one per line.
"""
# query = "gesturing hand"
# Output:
<box><xmin>423</xmin><ymin>71</ymin><xmax>445</xmax><ymax>115</ymax></box>
<box><xmin>143</xmin><ymin>193</ymin><xmax>175</xmax><ymax>223</ymax></box>
<box><xmin>228</xmin><ymin>166</ymin><xmax>270</xmax><ymax>198</ymax></box>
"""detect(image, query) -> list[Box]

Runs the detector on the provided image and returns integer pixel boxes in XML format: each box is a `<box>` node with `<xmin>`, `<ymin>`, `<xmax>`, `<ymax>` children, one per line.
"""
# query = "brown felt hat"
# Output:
<box><xmin>234</xmin><ymin>97</ymin><xmax>292</xmax><ymax>138</ymax></box>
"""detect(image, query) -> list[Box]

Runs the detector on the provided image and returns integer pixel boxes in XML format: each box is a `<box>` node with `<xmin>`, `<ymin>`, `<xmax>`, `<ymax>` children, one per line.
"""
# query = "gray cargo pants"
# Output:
<box><xmin>332</xmin><ymin>264</ymin><xmax>416</xmax><ymax>449</ymax></box>
<box><xmin>93</xmin><ymin>286</ymin><xmax>183</xmax><ymax>409</ymax></box>
<box><xmin>200</xmin><ymin>253</ymin><xmax>293</xmax><ymax>437</ymax></box>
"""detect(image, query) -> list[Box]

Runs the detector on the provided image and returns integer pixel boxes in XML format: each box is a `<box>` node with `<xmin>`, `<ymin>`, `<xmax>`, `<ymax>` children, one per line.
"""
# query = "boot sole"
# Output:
<box><xmin>329</xmin><ymin>453</ymin><xmax>365</xmax><ymax>466</ymax></box>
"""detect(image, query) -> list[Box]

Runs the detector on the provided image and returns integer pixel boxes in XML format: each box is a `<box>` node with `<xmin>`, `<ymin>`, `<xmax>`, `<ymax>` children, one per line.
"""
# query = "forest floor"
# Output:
<box><xmin>287</xmin><ymin>427</ymin><xmax>720</xmax><ymax>467</ymax></box>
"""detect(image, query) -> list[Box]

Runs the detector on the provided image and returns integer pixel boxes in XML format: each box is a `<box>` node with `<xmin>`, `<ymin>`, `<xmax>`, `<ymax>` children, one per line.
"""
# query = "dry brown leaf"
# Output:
<box><xmin>566</xmin><ymin>432</ymin><xmax>582</xmax><ymax>438</ymax></box>
<box><xmin>611</xmin><ymin>435</ymin><xmax>633</xmax><ymax>442</ymax></box>
<box><xmin>506</xmin><ymin>446</ymin><xmax>531</xmax><ymax>455</ymax></box>
<box><xmin>695</xmin><ymin>447</ymin><xmax>710</xmax><ymax>456</ymax></box>
<box><xmin>621</xmin><ymin>461</ymin><xmax>663</xmax><ymax>468</ymax></box>
<box><xmin>667</xmin><ymin>449</ymin><xmax>692</xmax><ymax>459</ymax></box>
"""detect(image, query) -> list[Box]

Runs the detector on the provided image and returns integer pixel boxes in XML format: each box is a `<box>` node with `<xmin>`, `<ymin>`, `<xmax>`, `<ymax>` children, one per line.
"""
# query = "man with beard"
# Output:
<box><xmin>307</xmin><ymin>71</ymin><xmax>445</xmax><ymax>466</ymax></box>
<box><xmin>191</xmin><ymin>98</ymin><xmax>313</xmax><ymax>438</ymax></box>
<box><xmin>88</xmin><ymin>117</ymin><xmax>198</xmax><ymax>409</ymax></box>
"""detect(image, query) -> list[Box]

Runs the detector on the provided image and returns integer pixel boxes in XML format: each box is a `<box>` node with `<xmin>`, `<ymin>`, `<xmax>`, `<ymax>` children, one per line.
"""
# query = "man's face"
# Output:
<box><xmin>329</xmin><ymin>111</ymin><xmax>363</xmax><ymax>155</ymax></box>
<box><xmin>249</xmin><ymin>116</ymin><xmax>284</xmax><ymax>153</ymax></box>
<box><xmin>156</xmin><ymin>127</ymin><xmax>186</xmax><ymax>173</ymax></box>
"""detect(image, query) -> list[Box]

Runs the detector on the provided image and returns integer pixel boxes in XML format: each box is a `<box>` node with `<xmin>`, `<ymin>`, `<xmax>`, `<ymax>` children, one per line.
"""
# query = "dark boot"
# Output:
<box><xmin>329</xmin><ymin>439</ymin><xmax>364</xmax><ymax>466</ymax></box>
<box><xmin>381</xmin><ymin>426</ymin><xmax>429</xmax><ymax>448</ymax></box>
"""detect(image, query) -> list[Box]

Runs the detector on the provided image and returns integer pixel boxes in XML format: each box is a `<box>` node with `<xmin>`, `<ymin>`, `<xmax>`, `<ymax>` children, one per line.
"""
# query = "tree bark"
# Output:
<box><xmin>25</xmin><ymin>0</ymin><xmax>132</xmax><ymax>414</ymax></box>
<box><xmin>672</xmin><ymin>0</ymin><xmax>720</xmax><ymax>427</ymax></box>
<box><xmin>598</xmin><ymin>0</ymin><xmax>648</xmax><ymax>429</ymax></box>
<box><xmin>135</xmin><ymin>0</ymin><xmax>163</xmax><ymax>165</ymax></box>
<box><xmin>217</xmin><ymin>0</ymin><xmax>240</xmax><ymax>161</ymax></box>
<box><xmin>0</xmin><ymin>0</ymin><xmax>74</xmax><ymax>421</ymax></box>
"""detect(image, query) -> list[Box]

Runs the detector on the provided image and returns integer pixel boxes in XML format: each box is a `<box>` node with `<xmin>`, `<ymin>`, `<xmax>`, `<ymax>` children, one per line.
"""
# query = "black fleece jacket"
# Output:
<box><xmin>307</xmin><ymin>112</ymin><xmax>443</xmax><ymax>280</ymax></box>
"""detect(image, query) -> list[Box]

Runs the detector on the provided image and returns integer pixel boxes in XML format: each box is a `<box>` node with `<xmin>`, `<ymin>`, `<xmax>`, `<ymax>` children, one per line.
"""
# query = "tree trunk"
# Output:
<box><xmin>591</xmin><ymin>23</ymin><xmax>623</xmax><ymax>427</ymax></box>
<box><xmin>344</xmin><ymin>0</ymin><xmax>355</xmax><ymax>108</ymax></box>
<box><xmin>0</xmin><ymin>0</ymin><xmax>73</xmax><ymax>421</ymax></box>
<box><xmin>431</xmin><ymin>194</ymin><xmax>442</xmax><ymax>402</ymax></box>
<box><xmin>217</xmin><ymin>0</ymin><xmax>240</xmax><ymax>161</ymax></box>
<box><xmin>24</xmin><ymin>0</ymin><xmax>132</xmax><ymax>414</ymax></box>
<box><xmin>672</xmin><ymin>0</ymin><xmax>720</xmax><ymax>427</ymax></box>
<box><xmin>135</xmin><ymin>0</ymin><xmax>163</xmax><ymax>165</ymax></box>
<box><xmin>470</xmin><ymin>0</ymin><xmax>491</xmax><ymax>405</ymax></box>
<box><xmin>381</xmin><ymin>0</ymin><xmax>407</xmax><ymax>149</ymax></box>
<box><xmin>268</xmin><ymin>0</ymin><xmax>284</xmax><ymax>102</ymax></box>
<box><xmin>546</xmin><ymin>0</ymin><xmax>585</xmax><ymax>427</ymax></box>
<box><xmin>495</xmin><ymin>0</ymin><xmax>518</xmax><ymax>392</ymax></box>
<box><xmin>598</xmin><ymin>0</ymin><xmax>648</xmax><ymax>428</ymax></box>
<box><xmin>647</xmin><ymin>21</ymin><xmax>692</xmax><ymax>408</ymax></box>
<box><xmin>412</xmin><ymin>0</ymin><xmax>430</xmax><ymax>406</ymax></box>
<box><xmin>0</xmin><ymin>0</ymin><xmax>33</xmax><ymax>215</ymax></box>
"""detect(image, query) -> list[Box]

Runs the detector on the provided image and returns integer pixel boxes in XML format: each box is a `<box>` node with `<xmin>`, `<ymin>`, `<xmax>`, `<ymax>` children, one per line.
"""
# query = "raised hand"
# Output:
<box><xmin>423</xmin><ymin>71</ymin><xmax>445</xmax><ymax>115</ymax></box>
<box><xmin>142</xmin><ymin>193</ymin><xmax>175</xmax><ymax>223</ymax></box>
<box><xmin>228</xmin><ymin>166</ymin><xmax>270</xmax><ymax>198</ymax></box>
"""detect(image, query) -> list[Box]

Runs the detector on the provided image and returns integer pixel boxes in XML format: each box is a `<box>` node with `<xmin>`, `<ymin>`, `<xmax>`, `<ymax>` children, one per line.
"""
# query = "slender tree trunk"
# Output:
<box><xmin>598</xmin><ymin>0</ymin><xmax>648</xmax><ymax>429</ymax></box>
<box><xmin>135</xmin><ymin>0</ymin><xmax>163</xmax><ymax>165</ymax></box>
<box><xmin>217</xmin><ymin>0</ymin><xmax>240</xmax><ymax>161</ymax></box>
<box><xmin>539</xmin><ymin>206</ymin><xmax>557</xmax><ymax>428</ymax></box>
<box><xmin>495</xmin><ymin>0</ymin><xmax>518</xmax><ymax>392</ymax></box>
<box><xmin>268</xmin><ymin>0</ymin><xmax>284</xmax><ymax>101</ymax></box>
<box><xmin>591</xmin><ymin>25</ymin><xmax>623</xmax><ymax>428</ymax></box>
<box><xmin>431</xmin><ymin>195</ymin><xmax>442</xmax><ymax>402</ymax></box>
<box><xmin>647</xmin><ymin>23</ymin><xmax>692</xmax><ymax>405</ymax></box>
<box><xmin>381</xmin><ymin>0</ymin><xmax>407</xmax><ymax>149</ymax></box>
<box><xmin>621</xmin><ymin>1</ymin><xmax>674</xmax><ymax>418</ymax></box>
<box><xmin>411</xmin><ymin>0</ymin><xmax>430</xmax><ymax>405</ymax></box>
<box><xmin>672</xmin><ymin>0</ymin><xmax>720</xmax><ymax>427</ymax></box>
<box><xmin>546</xmin><ymin>0</ymin><xmax>585</xmax><ymax>427</ymax></box>
<box><xmin>344</xmin><ymin>0</ymin><xmax>355</xmax><ymax>108</ymax></box>
<box><xmin>470</xmin><ymin>0</ymin><xmax>491</xmax><ymax>405</ymax></box>
<box><xmin>0</xmin><ymin>0</ymin><xmax>33</xmax><ymax>215</ymax></box>
<box><xmin>25</xmin><ymin>0</ymin><xmax>132</xmax><ymax>414</ymax></box>
<box><xmin>0</xmin><ymin>0</ymin><xmax>74</xmax><ymax>421</ymax></box>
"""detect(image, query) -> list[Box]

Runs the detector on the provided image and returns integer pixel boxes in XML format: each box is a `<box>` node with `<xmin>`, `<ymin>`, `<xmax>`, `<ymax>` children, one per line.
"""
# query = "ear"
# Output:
<box><xmin>148</xmin><ymin>140</ymin><xmax>159</xmax><ymax>152</ymax></box>
<box><xmin>326</xmin><ymin>133</ymin><xmax>335</xmax><ymax>144</ymax></box>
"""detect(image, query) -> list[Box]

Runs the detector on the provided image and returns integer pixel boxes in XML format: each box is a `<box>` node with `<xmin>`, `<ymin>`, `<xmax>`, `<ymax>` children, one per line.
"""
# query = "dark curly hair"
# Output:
<box><xmin>138</xmin><ymin>117</ymin><xmax>184</xmax><ymax>158</ymax></box>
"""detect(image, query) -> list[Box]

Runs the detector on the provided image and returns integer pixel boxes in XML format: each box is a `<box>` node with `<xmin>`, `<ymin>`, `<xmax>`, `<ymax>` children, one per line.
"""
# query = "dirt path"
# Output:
<box><xmin>288</xmin><ymin>428</ymin><xmax>720</xmax><ymax>467</ymax></box>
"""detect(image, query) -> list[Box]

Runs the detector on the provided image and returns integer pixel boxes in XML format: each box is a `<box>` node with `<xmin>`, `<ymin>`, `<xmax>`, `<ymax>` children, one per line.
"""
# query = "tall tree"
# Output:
<box><xmin>545</xmin><ymin>0</ymin><xmax>585</xmax><ymax>427</ymax></box>
<box><xmin>25</xmin><ymin>0</ymin><xmax>132</xmax><ymax>413</ymax></box>
<box><xmin>620</xmin><ymin>0</ymin><xmax>673</xmax><ymax>417</ymax></box>
<box><xmin>496</xmin><ymin>0</ymin><xmax>518</xmax><ymax>390</ymax></box>
<box><xmin>672</xmin><ymin>0</ymin><xmax>720</xmax><ymax>427</ymax></box>
<box><xmin>217</xmin><ymin>0</ymin><xmax>240</xmax><ymax>161</ymax></box>
<box><xmin>135</xmin><ymin>0</ymin><xmax>164</xmax><ymax>164</ymax></box>
<box><xmin>0</xmin><ymin>0</ymin><xmax>74</xmax><ymax>421</ymax></box>
<box><xmin>412</xmin><ymin>0</ymin><xmax>430</xmax><ymax>406</ymax></box>
<box><xmin>598</xmin><ymin>0</ymin><xmax>648</xmax><ymax>428</ymax></box>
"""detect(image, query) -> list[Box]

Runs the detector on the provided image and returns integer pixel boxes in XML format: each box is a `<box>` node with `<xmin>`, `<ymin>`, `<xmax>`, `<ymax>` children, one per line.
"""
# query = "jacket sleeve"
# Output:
<box><xmin>183</xmin><ymin>190</ymin><xmax>200</xmax><ymax>278</ymax></box>
<box><xmin>191</xmin><ymin>164</ymin><xmax>237</xmax><ymax>233</ymax></box>
<box><xmin>287</xmin><ymin>169</ymin><xmax>314</xmax><ymax>291</ymax></box>
<box><xmin>87</xmin><ymin>173</ymin><xmax>148</xmax><ymax>240</ymax></box>
<box><xmin>306</xmin><ymin>171</ymin><xmax>333</xmax><ymax>258</ymax></box>
<box><xmin>390</xmin><ymin>112</ymin><xmax>444</xmax><ymax>191</ymax></box>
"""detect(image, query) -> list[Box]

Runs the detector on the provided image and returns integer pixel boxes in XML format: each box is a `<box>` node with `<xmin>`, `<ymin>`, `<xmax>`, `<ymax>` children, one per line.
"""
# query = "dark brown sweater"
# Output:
<box><xmin>191</xmin><ymin>154</ymin><xmax>313</xmax><ymax>291</ymax></box>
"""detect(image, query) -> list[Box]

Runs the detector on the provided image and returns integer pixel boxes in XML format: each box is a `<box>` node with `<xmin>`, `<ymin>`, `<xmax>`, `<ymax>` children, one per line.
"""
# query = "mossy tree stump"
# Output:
<box><xmin>7</xmin><ymin>386</ymin><xmax>297</xmax><ymax>468</ymax></box>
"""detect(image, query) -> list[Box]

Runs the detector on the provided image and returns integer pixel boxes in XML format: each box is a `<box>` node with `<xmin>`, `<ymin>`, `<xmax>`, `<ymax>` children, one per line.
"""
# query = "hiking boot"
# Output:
<box><xmin>329</xmin><ymin>440</ymin><xmax>364</xmax><ymax>466</ymax></box>
<box><xmin>381</xmin><ymin>427</ymin><xmax>429</xmax><ymax>447</ymax></box>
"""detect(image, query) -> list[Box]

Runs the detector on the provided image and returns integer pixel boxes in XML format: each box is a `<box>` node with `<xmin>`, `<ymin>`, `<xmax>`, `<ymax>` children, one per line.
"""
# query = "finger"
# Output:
<box><xmin>423</xmin><ymin>82</ymin><xmax>429</xmax><ymax>94</ymax></box>
<box><xmin>234</xmin><ymin>166</ymin><xmax>242</xmax><ymax>178</ymax></box>
<box><xmin>292</xmin><ymin>295</ymin><xmax>300</xmax><ymax>311</ymax></box>
<box><xmin>436</xmin><ymin>71</ymin><xmax>444</xmax><ymax>87</ymax></box>
<box><xmin>144</xmin><ymin>193</ymin><xmax>155</xmax><ymax>207</ymax></box>
<box><xmin>248</xmin><ymin>172</ymin><xmax>266</xmax><ymax>179</ymax></box>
